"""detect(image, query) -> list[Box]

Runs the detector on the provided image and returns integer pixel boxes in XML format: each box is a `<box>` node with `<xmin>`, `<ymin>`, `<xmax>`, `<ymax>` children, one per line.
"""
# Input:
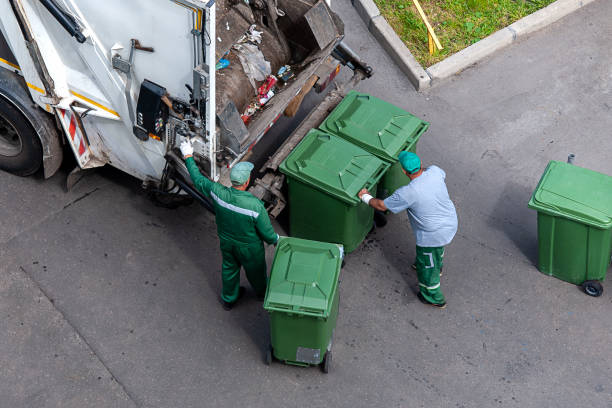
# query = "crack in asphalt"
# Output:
<box><xmin>62</xmin><ymin>187</ymin><xmax>100</xmax><ymax>210</ymax></box>
<box><xmin>0</xmin><ymin>187</ymin><xmax>102</xmax><ymax>247</ymax></box>
<box><xmin>17</xmin><ymin>265</ymin><xmax>141</xmax><ymax>408</ymax></box>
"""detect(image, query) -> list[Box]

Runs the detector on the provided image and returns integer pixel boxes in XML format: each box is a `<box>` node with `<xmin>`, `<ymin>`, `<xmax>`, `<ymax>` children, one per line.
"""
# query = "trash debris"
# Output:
<box><xmin>259</xmin><ymin>90</ymin><xmax>274</xmax><ymax>105</ymax></box>
<box><xmin>216</xmin><ymin>58</ymin><xmax>230</xmax><ymax>70</ymax></box>
<box><xmin>244</xmin><ymin>24</ymin><xmax>263</xmax><ymax>44</ymax></box>
<box><xmin>277</xmin><ymin>65</ymin><xmax>294</xmax><ymax>83</ymax></box>
<box><xmin>241</xmin><ymin>102</ymin><xmax>259</xmax><ymax>125</ymax></box>
<box><xmin>226</xmin><ymin>21</ymin><xmax>230</xmax><ymax>31</ymax></box>
<box><xmin>233</xmin><ymin>42</ymin><xmax>271</xmax><ymax>89</ymax></box>
<box><xmin>240</xmin><ymin>74</ymin><xmax>278</xmax><ymax>124</ymax></box>
<box><xmin>258</xmin><ymin>75</ymin><xmax>277</xmax><ymax>100</ymax></box>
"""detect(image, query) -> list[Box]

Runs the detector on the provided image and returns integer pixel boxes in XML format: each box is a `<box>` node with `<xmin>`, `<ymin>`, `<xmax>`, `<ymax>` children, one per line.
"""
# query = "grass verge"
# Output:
<box><xmin>374</xmin><ymin>0</ymin><xmax>556</xmax><ymax>67</ymax></box>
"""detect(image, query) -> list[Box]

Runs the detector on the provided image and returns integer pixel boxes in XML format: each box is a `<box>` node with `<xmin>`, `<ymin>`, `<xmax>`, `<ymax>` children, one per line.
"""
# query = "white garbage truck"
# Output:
<box><xmin>0</xmin><ymin>0</ymin><xmax>371</xmax><ymax>214</ymax></box>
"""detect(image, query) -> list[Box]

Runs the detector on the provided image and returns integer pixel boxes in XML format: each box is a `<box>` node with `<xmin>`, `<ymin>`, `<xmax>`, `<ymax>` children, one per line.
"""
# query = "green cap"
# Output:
<box><xmin>230</xmin><ymin>161</ymin><xmax>254</xmax><ymax>185</ymax></box>
<box><xmin>398</xmin><ymin>151</ymin><xmax>421</xmax><ymax>174</ymax></box>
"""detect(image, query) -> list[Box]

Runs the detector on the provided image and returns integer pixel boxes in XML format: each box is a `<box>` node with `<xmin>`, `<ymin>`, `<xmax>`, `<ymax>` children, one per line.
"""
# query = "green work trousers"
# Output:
<box><xmin>220</xmin><ymin>239</ymin><xmax>267</xmax><ymax>303</ymax></box>
<box><xmin>415</xmin><ymin>245</ymin><xmax>446</xmax><ymax>304</ymax></box>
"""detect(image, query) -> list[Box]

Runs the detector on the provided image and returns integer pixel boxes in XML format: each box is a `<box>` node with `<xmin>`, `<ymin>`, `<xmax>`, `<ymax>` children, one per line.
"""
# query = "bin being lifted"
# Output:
<box><xmin>319</xmin><ymin>90</ymin><xmax>429</xmax><ymax>198</ymax></box>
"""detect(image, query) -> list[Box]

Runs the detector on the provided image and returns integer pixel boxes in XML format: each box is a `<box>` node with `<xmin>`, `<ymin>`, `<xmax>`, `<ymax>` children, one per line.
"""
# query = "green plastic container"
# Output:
<box><xmin>264</xmin><ymin>237</ymin><xmax>343</xmax><ymax>370</ymax></box>
<box><xmin>279</xmin><ymin>129</ymin><xmax>389</xmax><ymax>253</ymax></box>
<box><xmin>319</xmin><ymin>90</ymin><xmax>429</xmax><ymax>198</ymax></box>
<box><xmin>528</xmin><ymin>161</ymin><xmax>612</xmax><ymax>290</ymax></box>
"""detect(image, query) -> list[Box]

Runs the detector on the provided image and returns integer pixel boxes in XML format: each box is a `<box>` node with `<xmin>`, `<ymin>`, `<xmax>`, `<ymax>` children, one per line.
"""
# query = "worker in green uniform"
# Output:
<box><xmin>180</xmin><ymin>139</ymin><xmax>279</xmax><ymax>310</ymax></box>
<box><xmin>358</xmin><ymin>152</ymin><xmax>457</xmax><ymax>309</ymax></box>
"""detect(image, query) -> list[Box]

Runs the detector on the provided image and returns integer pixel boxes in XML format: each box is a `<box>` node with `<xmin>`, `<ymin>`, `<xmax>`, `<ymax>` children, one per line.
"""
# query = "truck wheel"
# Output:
<box><xmin>149</xmin><ymin>191</ymin><xmax>194</xmax><ymax>209</ymax></box>
<box><xmin>0</xmin><ymin>97</ymin><xmax>42</xmax><ymax>176</ymax></box>
<box><xmin>582</xmin><ymin>280</ymin><xmax>603</xmax><ymax>297</ymax></box>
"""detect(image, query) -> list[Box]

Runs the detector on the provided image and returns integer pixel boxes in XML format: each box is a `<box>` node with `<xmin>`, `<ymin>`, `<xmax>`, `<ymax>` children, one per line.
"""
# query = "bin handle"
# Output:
<box><xmin>363</xmin><ymin>162</ymin><xmax>390</xmax><ymax>191</ymax></box>
<box><xmin>399</xmin><ymin>122</ymin><xmax>429</xmax><ymax>152</ymax></box>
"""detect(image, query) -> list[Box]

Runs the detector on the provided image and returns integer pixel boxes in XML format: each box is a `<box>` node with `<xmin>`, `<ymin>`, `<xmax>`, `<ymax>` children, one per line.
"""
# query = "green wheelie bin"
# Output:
<box><xmin>279</xmin><ymin>129</ymin><xmax>389</xmax><ymax>253</ymax></box>
<box><xmin>319</xmin><ymin>90</ymin><xmax>429</xmax><ymax>198</ymax></box>
<box><xmin>528</xmin><ymin>161</ymin><xmax>612</xmax><ymax>296</ymax></box>
<box><xmin>263</xmin><ymin>237</ymin><xmax>343</xmax><ymax>373</ymax></box>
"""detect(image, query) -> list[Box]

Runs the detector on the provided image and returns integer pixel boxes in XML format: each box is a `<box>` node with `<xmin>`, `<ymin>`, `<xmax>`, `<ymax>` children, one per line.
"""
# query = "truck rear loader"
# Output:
<box><xmin>0</xmin><ymin>0</ymin><xmax>372</xmax><ymax>215</ymax></box>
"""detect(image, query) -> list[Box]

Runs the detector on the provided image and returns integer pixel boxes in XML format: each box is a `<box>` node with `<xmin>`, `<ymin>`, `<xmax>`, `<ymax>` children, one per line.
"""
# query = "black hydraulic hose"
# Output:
<box><xmin>172</xmin><ymin>176</ymin><xmax>216</xmax><ymax>215</ymax></box>
<box><xmin>333</xmin><ymin>41</ymin><xmax>373</xmax><ymax>78</ymax></box>
<box><xmin>38</xmin><ymin>0</ymin><xmax>86</xmax><ymax>43</ymax></box>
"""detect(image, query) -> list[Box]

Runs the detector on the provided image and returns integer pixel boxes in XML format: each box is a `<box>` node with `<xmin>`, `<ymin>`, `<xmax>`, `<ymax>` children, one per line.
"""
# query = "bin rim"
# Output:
<box><xmin>319</xmin><ymin>90</ymin><xmax>430</xmax><ymax>163</ymax></box>
<box><xmin>527</xmin><ymin>161</ymin><xmax>612</xmax><ymax>229</ymax></box>
<box><xmin>263</xmin><ymin>237</ymin><xmax>343</xmax><ymax>318</ymax></box>
<box><xmin>279</xmin><ymin>130</ymin><xmax>390</xmax><ymax>205</ymax></box>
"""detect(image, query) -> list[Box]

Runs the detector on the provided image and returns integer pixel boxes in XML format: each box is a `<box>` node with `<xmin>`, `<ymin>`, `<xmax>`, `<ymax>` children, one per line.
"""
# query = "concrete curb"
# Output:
<box><xmin>369</xmin><ymin>16</ymin><xmax>431</xmax><ymax>90</ymax></box>
<box><xmin>352</xmin><ymin>0</ymin><xmax>599</xmax><ymax>90</ymax></box>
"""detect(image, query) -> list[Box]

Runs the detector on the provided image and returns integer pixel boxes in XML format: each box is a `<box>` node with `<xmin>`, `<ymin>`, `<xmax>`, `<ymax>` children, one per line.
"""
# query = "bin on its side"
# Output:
<box><xmin>264</xmin><ymin>237</ymin><xmax>343</xmax><ymax>371</ymax></box>
<box><xmin>279</xmin><ymin>129</ymin><xmax>389</xmax><ymax>253</ymax></box>
<box><xmin>319</xmin><ymin>90</ymin><xmax>429</xmax><ymax>198</ymax></box>
<box><xmin>528</xmin><ymin>161</ymin><xmax>612</xmax><ymax>294</ymax></box>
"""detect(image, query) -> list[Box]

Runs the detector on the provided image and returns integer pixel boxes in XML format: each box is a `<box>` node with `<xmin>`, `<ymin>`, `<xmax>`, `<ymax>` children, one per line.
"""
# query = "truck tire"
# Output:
<box><xmin>0</xmin><ymin>96</ymin><xmax>42</xmax><ymax>176</ymax></box>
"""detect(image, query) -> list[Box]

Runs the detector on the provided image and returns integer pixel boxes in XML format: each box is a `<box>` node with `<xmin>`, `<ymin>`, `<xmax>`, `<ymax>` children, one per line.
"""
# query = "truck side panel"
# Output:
<box><xmin>0</xmin><ymin>30</ymin><xmax>19</xmax><ymax>70</ymax></box>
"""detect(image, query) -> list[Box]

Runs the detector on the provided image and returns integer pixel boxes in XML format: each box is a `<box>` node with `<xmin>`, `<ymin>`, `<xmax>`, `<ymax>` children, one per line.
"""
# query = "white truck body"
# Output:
<box><xmin>0</xmin><ymin>0</ymin><xmax>354</xmax><ymax>187</ymax></box>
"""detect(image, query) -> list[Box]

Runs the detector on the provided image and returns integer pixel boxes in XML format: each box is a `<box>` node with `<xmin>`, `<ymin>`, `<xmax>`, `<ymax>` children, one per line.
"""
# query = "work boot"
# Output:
<box><xmin>417</xmin><ymin>292</ymin><xmax>447</xmax><ymax>309</ymax></box>
<box><xmin>220</xmin><ymin>287</ymin><xmax>246</xmax><ymax>311</ymax></box>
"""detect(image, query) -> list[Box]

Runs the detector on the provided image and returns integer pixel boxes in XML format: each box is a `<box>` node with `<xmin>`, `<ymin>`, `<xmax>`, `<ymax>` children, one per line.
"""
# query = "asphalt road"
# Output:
<box><xmin>1</xmin><ymin>1</ymin><xmax>611</xmax><ymax>407</ymax></box>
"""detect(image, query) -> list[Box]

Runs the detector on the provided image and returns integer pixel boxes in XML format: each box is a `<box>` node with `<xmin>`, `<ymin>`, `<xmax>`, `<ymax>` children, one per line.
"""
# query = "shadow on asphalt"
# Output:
<box><xmin>93</xmin><ymin>165</ymin><xmax>273</xmax><ymax>359</ymax></box>
<box><xmin>487</xmin><ymin>181</ymin><xmax>538</xmax><ymax>265</ymax></box>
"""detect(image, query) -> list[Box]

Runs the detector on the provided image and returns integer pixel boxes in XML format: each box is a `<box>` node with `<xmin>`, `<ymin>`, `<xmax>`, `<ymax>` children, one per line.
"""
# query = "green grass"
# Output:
<box><xmin>374</xmin><ymin>0</ymin><xmax>556</xmax><ymax>67</ymax></box>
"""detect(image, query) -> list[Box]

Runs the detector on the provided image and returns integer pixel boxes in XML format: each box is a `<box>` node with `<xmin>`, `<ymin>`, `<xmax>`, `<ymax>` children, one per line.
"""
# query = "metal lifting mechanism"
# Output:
<box><xmin>1</xmin><ymin>0</ymin><xmax>371</xmax><ymax>216</ymax></box>
<box><xmin>127</xmin><ymin>1</ymin><xmax>218</xmax><ymax>200</ymax></box>
<box><xmin>161</xmin><ymin>1</ymin><xmax>373</xmax><ymax>215</ymax></box>
<box><xmin>37</xmin><ymin>0</ymin><xmax>86</xmax><ymax>43</ymax></box>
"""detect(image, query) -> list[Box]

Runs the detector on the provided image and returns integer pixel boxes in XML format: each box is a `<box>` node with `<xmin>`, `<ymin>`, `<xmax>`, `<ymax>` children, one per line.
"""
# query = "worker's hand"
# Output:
<box><xmin>180</xmin><ymin>139</ymin><xmax>194</xmax><ymax>158</ymax></box>
<box><xmin>358</xmin><ymin>188</ymin><xmax>370</xmax><ymax>198</ymax></box>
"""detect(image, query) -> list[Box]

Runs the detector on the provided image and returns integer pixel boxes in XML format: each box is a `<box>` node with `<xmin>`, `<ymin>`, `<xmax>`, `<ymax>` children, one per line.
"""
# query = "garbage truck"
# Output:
<box><xmin>0</xmin><ymin>0</ymin><xmax>372</xmax><ymax>215</ymax></box>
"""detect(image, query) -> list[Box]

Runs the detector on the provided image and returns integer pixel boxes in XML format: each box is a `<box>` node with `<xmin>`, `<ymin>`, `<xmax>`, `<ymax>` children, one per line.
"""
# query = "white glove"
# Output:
<box><xmin>180</xmin><ymin>139</ymin><xmax>194</xmax><ymax>158</ymax></box>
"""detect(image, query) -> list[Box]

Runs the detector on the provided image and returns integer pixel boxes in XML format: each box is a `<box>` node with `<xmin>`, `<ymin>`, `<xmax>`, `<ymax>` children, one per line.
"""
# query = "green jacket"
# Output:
<box><xmin>185</xmin><ymin>157</ymin><xmax>279</xmax><ymax>245</ymax></box>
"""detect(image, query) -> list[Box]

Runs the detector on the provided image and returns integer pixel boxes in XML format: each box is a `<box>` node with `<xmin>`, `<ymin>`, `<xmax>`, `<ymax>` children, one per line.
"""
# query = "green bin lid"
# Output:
<box><xmin>264</xmin><ymin>237</ymin><xmax>343</xmax><ymax>318</ymax></box>
<box><xmin>528</xmin><ymin>161</ymin><xmax>612</xmax><ymax>229</ymax></box>
<box><xmin>319</xmin><ymin>90</ymin><xmax>430</xmax><ymax>162</ymax></box>
<box><xmin>279</xmin><ymin>129</ymin><xmax>389</xmax><ymax>205</ymax></box>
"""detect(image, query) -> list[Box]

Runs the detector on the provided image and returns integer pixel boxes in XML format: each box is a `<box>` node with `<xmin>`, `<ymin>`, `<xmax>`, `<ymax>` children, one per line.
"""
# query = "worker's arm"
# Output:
<box><xmin>255</xmin><ymin>207</ymin><xmax>280</xmax><ymax>245</ymax></box>
<box><xmin>185</xmin><ymin>156</ymin><xmax>215</xmax><ymax>196</ymax></box>
<box><xmin>358</xmin><ymin>188</ymin><xmax>388</xmax><ymax>212</ymax></box>
<box><xmin>181</xmin><ymin>139</ymin><xmax>214</xmax><ymax>196</ymax></box>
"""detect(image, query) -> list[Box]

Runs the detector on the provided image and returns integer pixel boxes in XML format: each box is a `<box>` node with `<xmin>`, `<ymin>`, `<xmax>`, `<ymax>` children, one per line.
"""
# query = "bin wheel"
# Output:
<box><xmin>582</xmin><ymin>280</ymin><xmax>603</xmax><ymax>297</ymax></box>
<box><xmin>374</xmin><ymin>211</ymin><xmax>387</xmax><ymax>228</ymax></box>
<box><xmin>321</xmin><ymin>351</ymin><xmax>332</xmax><ymax>374</ymax></box>
<box><xmin>265</xmin><ymin>344</ymin><xmax>273</xmax><ymax>366</ymax></box>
